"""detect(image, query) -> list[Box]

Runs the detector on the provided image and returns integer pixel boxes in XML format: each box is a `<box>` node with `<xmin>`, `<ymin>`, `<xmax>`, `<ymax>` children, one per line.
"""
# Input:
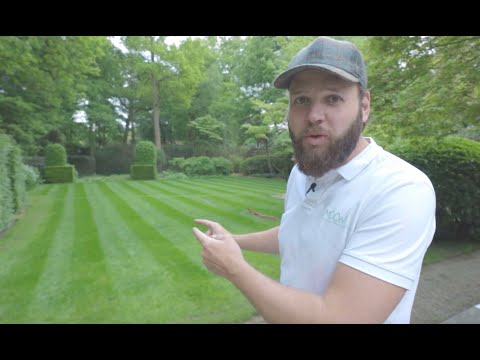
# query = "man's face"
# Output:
<box><xmin>288</xmin><ymin>69</ymin><xmax>370</xmax><ymax>178</ymax></box>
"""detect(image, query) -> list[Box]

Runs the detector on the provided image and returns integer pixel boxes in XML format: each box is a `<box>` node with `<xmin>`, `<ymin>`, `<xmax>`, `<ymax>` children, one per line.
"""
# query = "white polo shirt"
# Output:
<box><xmin>279</xmin><ymin>138</ymin><xmax>436</xmax><ymax>323</ymax></box>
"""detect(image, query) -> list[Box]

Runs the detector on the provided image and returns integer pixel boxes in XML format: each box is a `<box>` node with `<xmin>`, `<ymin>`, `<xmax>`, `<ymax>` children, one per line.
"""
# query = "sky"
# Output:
<box><xmin>110</xmin><ymin>36</ymin><xmax>204</xmax><ymax>52</ymax></box>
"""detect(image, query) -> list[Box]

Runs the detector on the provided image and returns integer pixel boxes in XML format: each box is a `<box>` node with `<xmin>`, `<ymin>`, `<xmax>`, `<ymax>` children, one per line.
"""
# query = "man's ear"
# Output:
<box><xmin>361</xmin><ymin>90</ymin><xmax>371</xmax><ymax>123</ymax></box>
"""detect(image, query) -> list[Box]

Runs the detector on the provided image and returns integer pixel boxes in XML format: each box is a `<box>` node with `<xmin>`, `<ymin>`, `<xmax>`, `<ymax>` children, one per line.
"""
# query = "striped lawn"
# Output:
<box><xmin>0</xmin><ymin>176</ymin><xmax>285</xmax><ymax>323</ymax></box>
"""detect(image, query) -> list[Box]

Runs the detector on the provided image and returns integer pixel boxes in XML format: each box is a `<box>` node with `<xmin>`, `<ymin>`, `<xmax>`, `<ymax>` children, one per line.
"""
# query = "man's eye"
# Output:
<box><xmin>327</xmin><ymin>95</ymin><xmax>342</xmax><ymax>104</ymax></box>
<box><xmin>294</xmin><ymin>96</ymin><xmax>308</xmax><ymax>105</ymax></box>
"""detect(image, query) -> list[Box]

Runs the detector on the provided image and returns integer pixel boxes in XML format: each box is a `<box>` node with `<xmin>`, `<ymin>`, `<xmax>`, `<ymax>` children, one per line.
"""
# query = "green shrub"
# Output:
<box><xmin>167</xmin><ymin>156</ymin><xmax>232</xmax><ymax>176</ymax></box>
<box><xmin>156</xmin><ymin>147</ymin><xmax>167</xmax><ymax>171</ymax></box>
<box><xmin>8</xmin><ymin>145</ymin><xmax>26</xmax><ymax>213</ymax></box>
<box><xmin>387</xmin><ymin>136</ymin><xmax>480</xmax><ymax>242</ymax></box>
<box><xmin>134</xmin><ymin>141</ymin><xmax>156</xmax><ymax>165</ymax></box>
<box><xmin>45</xmin><ymin>143</ymin><xmax>67</xmax><ymax>166</ymax></box>
<box><xmin>0</xmin><ymin>134</ymin><xmax>14</xmax><ymax>231</ymax></box>
<box><xmin>68</xmin><ymin>155</ymin><xmax>96</xmax><ymax>176</ymax></box>
<box><xmin>44</xmin><ymin>165</ymin><xmax>75</xmax><ymax>183</ymax></box>
<box><xmin>240</xmin><ymin>155</ymin><xmax>272</xmax><ymax>176</ymax></box>
<box><xmin>168</xmin><ymin>157</ymin><xmax>186</xmax><ymax>172</ymax></box>
<box><xmin>211</xmin><ymin>157</ymin><xmax>233</xmax><ymax>175</ymax></box>
<box><xmin>23</xmin><ymin>164</ymin><xmax>41</xmax><ymax>190</ymax></box>
<box><xmin>130</xmin><ymin>165</ymin><xmax>156</xmax><ymax>180</ymax></box>
<box><xmin>95</xmin><ymin>143</ymin><xmax>133</xmax><ymax>175</ymax></box>
<box><xmin>158</xmin><ymin>171</ymin><xmax>188</xmax><ymax>180</ymax></box>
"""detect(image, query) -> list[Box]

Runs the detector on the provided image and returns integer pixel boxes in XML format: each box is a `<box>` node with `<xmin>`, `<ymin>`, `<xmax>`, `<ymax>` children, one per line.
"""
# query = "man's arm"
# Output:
<box><xmin>233</xmin><ymin>227</ymin><xmax>279</xmax><ymax>254</ymax></box>
<box><xmin>193</xmin><ymin>228</ymin><xmax>405</xmax><ymax>323</ymax></box>
<box><xmin>229</xmin><ymin>260</ymin><xmax>405</xmax><ymax>323</ymax></box>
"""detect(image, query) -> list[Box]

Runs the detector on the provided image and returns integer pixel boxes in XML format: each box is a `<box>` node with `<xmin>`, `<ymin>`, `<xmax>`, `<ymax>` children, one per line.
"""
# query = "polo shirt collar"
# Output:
<box><xmin>335</xmin><ymin>137</ymin><xmax>380</xmax><ymax>181</ymax></box>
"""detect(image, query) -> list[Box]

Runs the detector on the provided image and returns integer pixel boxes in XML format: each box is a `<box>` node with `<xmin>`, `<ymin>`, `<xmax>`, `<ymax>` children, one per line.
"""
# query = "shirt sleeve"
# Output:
<box><xmin>339</xmin><ymin>181</ymin><xmax>436</xmax><ymax>290</ymax></box>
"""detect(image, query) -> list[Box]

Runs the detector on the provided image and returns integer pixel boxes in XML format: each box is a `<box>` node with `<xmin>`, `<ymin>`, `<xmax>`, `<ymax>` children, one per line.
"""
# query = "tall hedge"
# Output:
<box><xmin>8</xmin><ymin>145</ymin><xmax>26</xmax><ymax>212</ymax></box>
<box><xmin>0</xmin><ymin>134</ymin><xmax>27</xmax><ymax>231</ymax></box>
<box><xmin>95</xmin><ymin>143</ymin><xmax>133</xmax><ymax>175</ymax></box>
<box><xmin>387</xmin><ymin>136</ymin><xmax>480</xmax><ymax>241</ymax></box>
<box><xmin>45</xmin><ymin>143</ymin><xmax>67</xmax><ymax>166</ymax></box>
<box><xmin>0</xmin><ymin>134</ymin><xmax>14</xmax><ymax>231</ymax></box>
<box><xmin>134</xmin><ymin>141</ymin><xmax>156</xmax><ymax>165</ymax></box>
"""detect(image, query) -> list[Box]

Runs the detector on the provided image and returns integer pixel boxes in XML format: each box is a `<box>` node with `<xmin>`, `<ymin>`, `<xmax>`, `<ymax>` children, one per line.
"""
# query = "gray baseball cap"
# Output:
<box><xmin>273</xmin><ymin>36</ymin><xmax>367</xmax><ymax>90</ymax></box>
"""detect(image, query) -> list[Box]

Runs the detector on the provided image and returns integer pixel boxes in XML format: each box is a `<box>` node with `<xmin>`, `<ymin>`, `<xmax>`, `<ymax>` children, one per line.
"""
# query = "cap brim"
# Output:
<box><xmin>273</xmin><ymin>64</ymin><xmax>360</xmax><ymax>89</ymax></box>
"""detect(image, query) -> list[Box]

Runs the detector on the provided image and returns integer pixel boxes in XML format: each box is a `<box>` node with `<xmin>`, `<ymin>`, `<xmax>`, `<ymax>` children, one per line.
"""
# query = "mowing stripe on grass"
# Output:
<box><xmin>66</xmin><ymin>183</ymin><xmax>115</xmax><ymax>323</ymax></box>
<box><xmin>25</xmin><ymin>184</ymin><xmax>77</xmax><ymax>323</ymax></box>
<box><xmin>180</xmin><ymin>177</ymin><xmax>285</xmax><ymax>201</ymax></box>
<box><xmin>96</xmin><ymin>182</ymin><xmax>231</xmax><ymax>311</ymax></box>
<box><xmin>160</xmin><ymin>181</ymin><xmax>283</xmax><ymax>220</ymax></box>
<box><xmin>124</xmin><ymin>180</ymin><xmax>268</xmax><ymax>231</ymax></box>
<box><xmin>222</xmin><ymin>175</ymin><xmax>288</xmax><ymax>188</ymax></box>
<box><xmin>191</xmin><ymin>177</ymin><xmax>284</xmax><ymax>197</ymax></box>
<box><xmin>85</xmin><ymin>182</ymin><xmax>203</xmax><ymax>323</ymax></box>
<box><xmin>168</xmin><ymin>178</ymin><xmax>283</xmax><ymax>213</ymax></box>
<box><xmin>202</xmin><ymin>176</ymin><xmax>286</xmax><ymax>192</ymax></box>
<box><xmin>0</xmin><ymin>184</ymin><xmax>68</xmax><ymax>323</ymax></box>
<box><xmin>111</xmin><ymin>181</ymin><xmax>282</xmax><ymax>279</ymax></box>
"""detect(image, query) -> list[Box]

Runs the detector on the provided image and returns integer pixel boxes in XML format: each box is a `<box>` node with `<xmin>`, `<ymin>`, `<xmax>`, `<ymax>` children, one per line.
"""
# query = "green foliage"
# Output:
<box><xmin>168</xmin><ymin>156</ymin><xmax>232</xmax><ymax>176</ymax></box>
<box><xmin>240</xmin><ymin>153</ymin><xmax>293</xmax><ymax>178</ymax></box>
<box><xmin>158</xmin><ymin>170</ymin><xmax>188</xmax><ymax>180</ymax></box>
<box><xmin>365</xmin><ymin>36</ymin><xmax>480</xmax><ymax>142</ymax></box>
<box><xmin>68</xmin><ymin>155</ymin><xmax>96</xmax><ymax>176</ymax></box>
<box><xmin>0</xmin><ymin>134</ymin><xmax>14</xmax><ymax>231</ymax></box>
<box><xmin>134</xmin><ymin>141</ymin><xmax>156</xmax><ymax>165</ymax></box>
<box><xmin>8</xmin><ymin>145</ymin><xmax>26</xmax><ymax>213</ymax></box>
<box><xmin>130</xmin><ymin>164</ymin><xmax>156</xmax><ymax>180</ymax></box>
<box><xmin>95</xmin><ymin>143</ymin><xmax>133</xmax><ymax>175</ymax></box>
<box><xmin>240</xmin><ymin>155</ymin><xmax>272</xmax><ymax>176</ymax></box>
<box><xmin>387</xmin><ymin>136</ymin><xmax>480</xmax><ymax>241</ymax></box>
<box><xmin>23</xmin><ymin>164</ymin><xmax>41</xmax><ymax>190</ymax></box>
<box><xmin>156</xmin><ymin>147</ymin><xmax>167</xmax><ymax>171</ymax></box>
<box><xmin>44</xmin><ymin>165</ymin><xmax>76</xmax><ymax>183</ymax></box>
<box><xmin>45</xmin><ymin>143</ymin><xmax>67</xmax><ymax>166</ymax></box>
<box><xmin>163</xmin><ymin>143</ymin><xmax>194</xmax><ymax>160</ymax></box>
<box><xmin>188</xmin><ymin>115</ymin><xmax>225</xmax><ymax>144</ymax></box>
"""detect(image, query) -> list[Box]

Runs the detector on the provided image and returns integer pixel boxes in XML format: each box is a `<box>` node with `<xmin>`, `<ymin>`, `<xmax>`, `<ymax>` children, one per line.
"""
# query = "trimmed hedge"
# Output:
<box><xmin>387</xmin><ymin>136</ymin><xmax>480</xmax><ymax>242</ymax></box>
<box><xmin>0</xmin><ymin>134</ymin><xmax>14</xmax><ymax>231</ymax></box>
<box><xmin>45</xmin><ymin>143</ymin><xmax>67</xmax><ymax>166</ymax></box>
<box><xmin>44</xmin><ymin>165</ymin><xmax>76</xmax><ymax>183</ymax></box>
<box><xmin>131</xmin><ymin>165</ymin><xmax>156</xmax><ymax>180</ymax></box>
<box><xmin>134</xmin><ymin>141</ymin><xmax>156</xmax><ymax>165</ymax></box>
<box><xmin>68</xmin><ymin>155</ymin><xmax>96</xmax><ymax>176</ymax></box>
<box><xmin>95</xmin><ymin>144</ymin><xmax>133</xmax><ymax>175</ymax></box>
<box><xmin>0</xmin><ymin>134</ymin><xmax>28</xmax><ymax>231</ymax></box>
<box><xmin>8</xmin><ymin>145</ymin><xmax>26</xmax><ymax>213</ymax></box>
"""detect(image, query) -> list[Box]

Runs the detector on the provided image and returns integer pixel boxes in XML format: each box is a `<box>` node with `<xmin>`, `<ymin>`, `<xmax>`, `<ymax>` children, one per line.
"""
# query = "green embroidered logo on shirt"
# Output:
<box><xmin>322</xmin><ymin>208</ymin><xmax>348</xmax><ymax>228</ymax></box>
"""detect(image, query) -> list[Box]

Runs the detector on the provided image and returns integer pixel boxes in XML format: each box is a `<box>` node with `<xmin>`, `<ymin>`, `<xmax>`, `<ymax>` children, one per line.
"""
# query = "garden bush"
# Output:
<box><xmin>45</xmin><ymin>143</ymin><xmax>67</xmax><ymax>166</ymax></box>
<box><xmin>387</xmin><ymin>136</ymin><xmax>480</xmax><ymax>242</ymax></box>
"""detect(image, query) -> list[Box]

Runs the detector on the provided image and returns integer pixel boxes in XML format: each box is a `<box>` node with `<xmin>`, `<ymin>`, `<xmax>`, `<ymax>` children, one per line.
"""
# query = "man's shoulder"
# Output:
<box><xmin>373</xmin><ymin>147</ymin><xmax>434</xmax><ymax>190</ymax></box>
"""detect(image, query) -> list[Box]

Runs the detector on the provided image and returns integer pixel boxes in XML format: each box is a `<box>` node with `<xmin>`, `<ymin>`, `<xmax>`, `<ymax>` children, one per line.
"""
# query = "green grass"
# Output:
<box><xmin>1</xmin><ymin>175</ymin><xmax>475</xmax><ymax>323</ymax></box>
<box><xmin>0</xmin><ymin>176</ymin><xmax>284</xmax><ymax>323</ymax></box>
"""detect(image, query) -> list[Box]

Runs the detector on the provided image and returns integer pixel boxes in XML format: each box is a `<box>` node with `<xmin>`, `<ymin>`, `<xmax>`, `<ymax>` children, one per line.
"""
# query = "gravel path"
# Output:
<box><xmin>411</xmin><ymin>249</ymin><xmax>480</xmax><ymax>324</ymax></box>
<box><xmin>243</xmin><ymin>249</ymin><xmax>480</xmax><ymax>324</ymax></box>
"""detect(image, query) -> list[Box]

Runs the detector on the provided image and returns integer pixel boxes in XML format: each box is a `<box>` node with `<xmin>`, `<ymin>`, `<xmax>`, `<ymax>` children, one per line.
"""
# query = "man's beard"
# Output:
<box><xmin>289</xmin><ymin>109</ymin><xmax>364</xmax><ymax>178</ymax></box>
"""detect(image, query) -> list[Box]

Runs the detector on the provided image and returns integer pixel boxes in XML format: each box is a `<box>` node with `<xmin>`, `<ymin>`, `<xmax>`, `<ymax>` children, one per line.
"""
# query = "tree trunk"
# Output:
<box><xmin>265</xmin><ymin>139</ymin><xmax>273</xmax><ymax>176</ymax></box>
<box><xmin>150</xmin><ymin>47</ymin><xmax>161</xmax><ymax>149</ymax></box>
<box><xmin>123</xmin><ymin>110</ymin><xmax>130</xmax><ymax>144</ymax></box>
<box><xmin>88</xmin><ymin>121</ymin><xmax>96</xmax><ymax>157</ymax></box>
<box><xmin>152</xmin><ymin>76</ymin><xmax>161</xmax><ymax>149</ymax></box>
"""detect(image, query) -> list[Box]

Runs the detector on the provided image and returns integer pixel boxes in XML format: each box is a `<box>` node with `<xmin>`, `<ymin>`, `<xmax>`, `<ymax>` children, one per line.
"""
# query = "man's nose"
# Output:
<box><xmin>306</xmin><ymin>102</ymin><xmax>326</xmax><ymax>124</ymax></box>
